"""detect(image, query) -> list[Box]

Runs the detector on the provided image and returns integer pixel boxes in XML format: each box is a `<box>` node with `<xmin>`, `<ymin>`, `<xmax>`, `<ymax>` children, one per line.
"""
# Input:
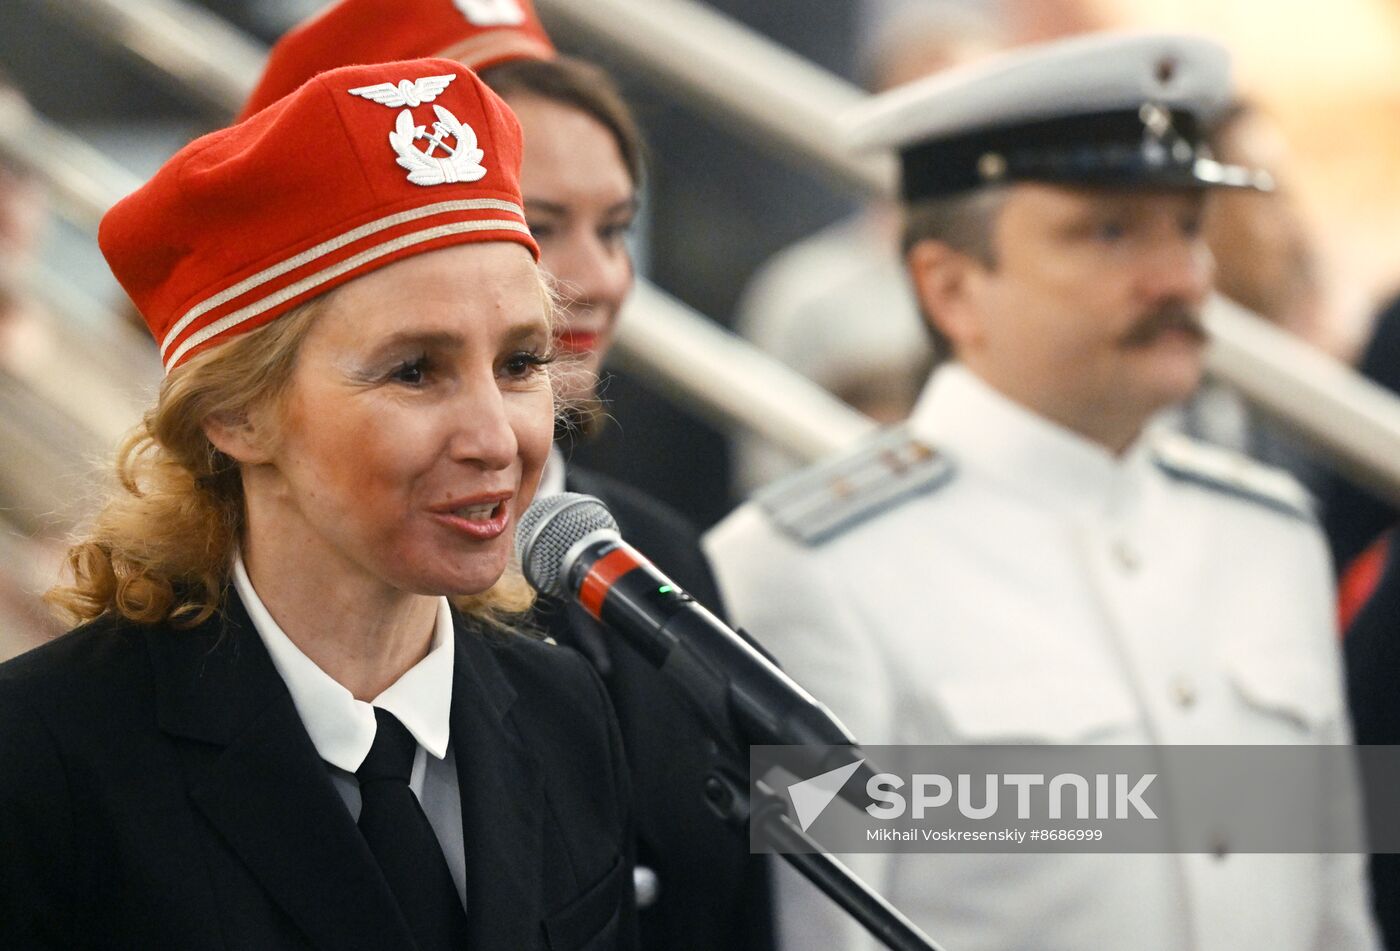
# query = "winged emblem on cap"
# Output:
<box><xmin>348</xmin><ymin>74</ymin><xmax>457</xmax><ymax>108</ymax></box>
<box><xmin>453</xmin><ymin>0</ymin><xmax>526</xmax><ymax>25</ymax></box>
<box><xmin>389</xmin><ymin>105</ymin><xmax>487</xmax><ymax>186</ymax></box>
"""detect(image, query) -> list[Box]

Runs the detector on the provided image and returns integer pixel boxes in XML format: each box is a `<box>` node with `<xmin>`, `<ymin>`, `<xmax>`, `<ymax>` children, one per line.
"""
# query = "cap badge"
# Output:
<box><xmin>453</xmin><ymin>0</ymin><xmax>526</xmax><ymax>26</ymax></box>
<box><xmin>390</xmin><ymin>105</ymin><xmax>487</xmax><ymax>185</ymax></box>
<box><xmin>1137</xmin><ymin>102</ymin><xmax>1194</xmax><ymax>171</ymax></box>
<box><xmin>348</xmin><ymin>74</ymin><xmax>488</xmax><ymax>187</ymax></box>
<box><xmin>1138</xmin><ymin>102</ymin><xmax>1172</xmax><ymax>137</ymax></box>
<box><xmin>977</xmin><ymin>151</ymin><xmax>1007</xmax><ymax>182</ymax></box>
<box><xmin>348</xmin><ymin>73</ymin><xmax>457</xmax><ymax>108</ymax></box>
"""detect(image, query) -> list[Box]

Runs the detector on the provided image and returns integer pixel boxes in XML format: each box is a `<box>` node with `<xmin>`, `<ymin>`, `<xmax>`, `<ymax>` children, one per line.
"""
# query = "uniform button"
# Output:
<box><xmin>1112</xmin><ymin>539</ymin><xmax>1140</xmax><ymax>572</ymax></box>
<box><xmin>1172</xmin><ymin>677</ymin><xmax>1197</xmax><ymax>709</ymax></box>
<box><xmin>634</xmin><ymin>865</ymin><xmax>660</xmax><ymax>908</ymax></box>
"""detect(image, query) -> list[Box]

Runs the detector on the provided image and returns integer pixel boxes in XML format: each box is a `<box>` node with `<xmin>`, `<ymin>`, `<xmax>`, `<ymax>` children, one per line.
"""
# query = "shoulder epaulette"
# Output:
<box><xmin>1151</xmin><ymin>432</ymin><xmax>1315</xmax><ymax>521</ymax></box>
<box><xmin>755</xmin><ymin>426</ymin><xmax>955</xmax><ymax>546</ymax></box>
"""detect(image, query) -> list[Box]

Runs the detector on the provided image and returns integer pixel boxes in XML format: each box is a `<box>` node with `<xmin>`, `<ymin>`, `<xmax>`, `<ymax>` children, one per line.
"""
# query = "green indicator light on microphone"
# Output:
<box><xmin>657</xmin><ymin>584</ymin><xmax>675</xmax><ymax>595</ymax></box>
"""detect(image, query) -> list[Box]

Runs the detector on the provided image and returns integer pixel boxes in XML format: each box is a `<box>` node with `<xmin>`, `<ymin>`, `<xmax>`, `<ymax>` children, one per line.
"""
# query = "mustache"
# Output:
<box><xmin>1118</xmin><ymin>304</ymin><xmax>1207</xmax><ymax>348</ymax></box>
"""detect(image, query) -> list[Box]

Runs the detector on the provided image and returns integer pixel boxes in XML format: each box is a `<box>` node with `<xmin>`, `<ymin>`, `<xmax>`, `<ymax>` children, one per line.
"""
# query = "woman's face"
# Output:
<box><xmin>507</xmin><ymin>93</ymin><xmax>636</xmax><ymax>403</ymax></box>
<box><xmin>248</xmin><ymin>242</ymin><xmax>553</xmax><ymax>600</ymax></box>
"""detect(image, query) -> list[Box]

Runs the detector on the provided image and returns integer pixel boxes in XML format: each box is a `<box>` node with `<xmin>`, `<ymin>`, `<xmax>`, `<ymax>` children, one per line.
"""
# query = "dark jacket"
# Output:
<box><xmin>1321</xmin><ymin>293</ymin><xmax>1400</xmax><ymax>571</ymax></box>
<box><xmin>1345</xmin><ymin>536</ymin><xmax>1400</xmax><ymax>950</ymax></box>
<box><xmin>535</xmin><ymin>467</ymin><xmax>775</xmax><ymax>951</ymax></box>
<box><xmin>0</xmin><ymin>592</ymin><xmax>635</xmax><ymax>951</ymax></box>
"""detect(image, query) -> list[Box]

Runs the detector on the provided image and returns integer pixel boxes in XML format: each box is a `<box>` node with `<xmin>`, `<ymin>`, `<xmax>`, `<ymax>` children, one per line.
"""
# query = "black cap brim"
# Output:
<box><xmin>899</xmin><ymin>108</ymin><xmax>1273</xmax><ymax>201</ymax></box>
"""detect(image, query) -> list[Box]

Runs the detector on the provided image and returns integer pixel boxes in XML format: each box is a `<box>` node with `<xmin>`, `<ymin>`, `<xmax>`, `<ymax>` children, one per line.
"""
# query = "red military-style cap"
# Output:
<box><xmin>101</xmin><ymin>58</ymin><xmax>537</xmax><ymax>373</ymax></box>
<box><xmin>238</xmin><ymin>0</ymin><xmax>556</xmax><ymax>121</ymax></box>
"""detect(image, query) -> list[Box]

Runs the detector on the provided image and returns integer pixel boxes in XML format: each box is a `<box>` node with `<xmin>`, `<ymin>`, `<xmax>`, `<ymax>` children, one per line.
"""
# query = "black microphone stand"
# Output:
<box><xmin>521</xmin><ymin>500</ymin><xmax>945</xmax><ymax>951</ymax></box>
<box><xmin>700</xmin><ymin>762</ymin><xmax>944</xmax><ymax>951</ymax></box>
<box><xmin>596</xmin><ymin>581</ymin><xmax>948</xmax><ymax>949</ymax></box>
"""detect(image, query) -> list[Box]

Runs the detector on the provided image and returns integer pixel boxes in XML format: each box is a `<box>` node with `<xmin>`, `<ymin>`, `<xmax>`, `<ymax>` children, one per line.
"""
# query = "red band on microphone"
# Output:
<box><xmin>579</xmin><ymin>546</ymin><xmax>643</xmax><ymax>620</ymax></box>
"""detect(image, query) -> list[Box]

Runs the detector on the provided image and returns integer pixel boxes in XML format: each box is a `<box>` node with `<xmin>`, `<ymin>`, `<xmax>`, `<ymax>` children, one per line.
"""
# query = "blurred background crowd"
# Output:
<box><xmin>2</xmin><ymin>0</ymin><xmax>1400</xmax><ymax>661</ymax></box>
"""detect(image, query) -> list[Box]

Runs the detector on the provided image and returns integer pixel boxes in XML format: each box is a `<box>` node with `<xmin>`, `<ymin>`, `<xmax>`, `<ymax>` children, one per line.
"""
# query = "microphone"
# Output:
<box><xmin>516</xmin><ymin>492</ymin><xmax>873</xmax><ymax>789</ymax></box>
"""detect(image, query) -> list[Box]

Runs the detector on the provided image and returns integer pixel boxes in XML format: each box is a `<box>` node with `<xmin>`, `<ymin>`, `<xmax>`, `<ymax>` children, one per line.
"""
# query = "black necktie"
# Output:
<box><xmin>356</xmin><ymin>707</ymin><xmax>469</xmax><ymax>951</ymax></box>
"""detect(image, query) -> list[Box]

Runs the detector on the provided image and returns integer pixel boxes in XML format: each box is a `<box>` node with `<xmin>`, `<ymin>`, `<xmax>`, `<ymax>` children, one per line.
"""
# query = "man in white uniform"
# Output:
<box><xmin>704</xmin><ymin>32</ymin><xmax>1377</xmax><ymax>951</ymax></box>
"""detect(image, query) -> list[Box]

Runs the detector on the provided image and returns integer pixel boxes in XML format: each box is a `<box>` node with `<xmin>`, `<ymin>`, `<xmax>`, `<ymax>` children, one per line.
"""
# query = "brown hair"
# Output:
<box><xmin>481</xmin><ymin>54</ymin><xmax>643</xmax><ymax>441</ymax></box>
<box><xmin>901</xmin><ymin>186</ymin><xmax>1008</xmax><ymax>361</ymax></box>
<box><xmin>481</xmin><ymin>55</ymin><xmax>645</xmax><ymax>186</ymax></box>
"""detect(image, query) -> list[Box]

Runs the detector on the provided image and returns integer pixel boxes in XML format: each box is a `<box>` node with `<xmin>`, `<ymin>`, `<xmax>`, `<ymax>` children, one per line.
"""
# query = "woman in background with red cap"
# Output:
<box><xmin>240</xmin><ymin>5</ymin><xmax>775</xmax><ymax>949</ymax></box>
<box><xmin>0</xmin><ymin>58</ymin><xmax>633</xmax><ymax>951</ymax></box>
<box><xmin>485</xmin><ymin>52</ymin><xmax>777</xmax><ymax>951</ymax></box>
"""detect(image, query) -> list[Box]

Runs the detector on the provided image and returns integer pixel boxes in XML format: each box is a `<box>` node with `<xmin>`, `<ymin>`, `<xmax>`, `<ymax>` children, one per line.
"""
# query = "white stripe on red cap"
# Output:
<box><xmin>159</xmin><ymin>198</ymin><xmax>525</xmax><ymax>363</ymax></box>
<box><xmin>162</xmin><ymin>215</ymin><xmax>530</xmax><ymax>372</ymax></box>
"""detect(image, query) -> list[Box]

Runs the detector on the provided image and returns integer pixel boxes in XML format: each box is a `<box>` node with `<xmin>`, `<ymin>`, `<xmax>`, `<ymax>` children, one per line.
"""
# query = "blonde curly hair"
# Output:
<box><xmin>47</xmin><ymin>291</ymin><xmax>540</xmax><ymax>630</ymax></box>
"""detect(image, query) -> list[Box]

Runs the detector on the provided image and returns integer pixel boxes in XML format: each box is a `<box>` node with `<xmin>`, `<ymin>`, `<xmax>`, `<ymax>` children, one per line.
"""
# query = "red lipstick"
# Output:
<box><xmin>556</xmin><ymin>330</ymin><xmax>600</xmax><ymax>354</ymax></box>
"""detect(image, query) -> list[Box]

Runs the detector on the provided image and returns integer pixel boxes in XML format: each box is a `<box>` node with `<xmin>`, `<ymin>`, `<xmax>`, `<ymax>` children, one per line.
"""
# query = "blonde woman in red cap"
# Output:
<box><xmin>0</xmin><ymin>59</ymin><xmax>634</xmax><ymax>951</ymax></box>
<box><xmin>240</xmin><ymin>6</ymin><xmax>776</xmax><ymax>951</ymax></box>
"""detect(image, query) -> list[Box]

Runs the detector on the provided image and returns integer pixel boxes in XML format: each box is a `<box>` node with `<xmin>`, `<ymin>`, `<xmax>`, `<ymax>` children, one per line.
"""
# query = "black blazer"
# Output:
<box><xmin>0</xmin><ymin>593</ymin><xmax>635</xmax><ymax>951</ymax></box>
<box><xmin>536</xmin><ymin>467</ymin><xmax>775</xmax><ymax>951</ymax></box>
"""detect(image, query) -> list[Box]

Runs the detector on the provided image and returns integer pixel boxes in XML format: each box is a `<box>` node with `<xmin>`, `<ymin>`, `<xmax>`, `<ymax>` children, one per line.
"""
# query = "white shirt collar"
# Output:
<box><xmin>539</xmin><ymin>444</ymin><xmax>568</xmax><ymax>497</ymax></box>
<box><xmin>231</xmin><ymin>554</ymin><xmax>455</xmax><ymax>773</ymax></box>
<box><xmin>909</xmin><ymin>362</ymin><xmax>1160</xmax><ymax>518</ymax></box>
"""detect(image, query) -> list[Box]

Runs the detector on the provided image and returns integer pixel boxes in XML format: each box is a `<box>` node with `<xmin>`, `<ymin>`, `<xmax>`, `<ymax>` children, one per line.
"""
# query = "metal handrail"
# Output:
<box><xmin>1204</xmin><ymin>299</ymin><xmax>1400</xmax><ymax>501</ymax></box>
<box><xmin>0</xmin><ymin>87</ymin><xmax>140</xmax><ymax>234</ymax></box>
<box><xmin>0</xmin><ymin>102</ymin><xmax>873</xmax><ymax>464</ymax></box>
<box><xmin>28</xmin><ymin>0</ymin><xmax>1400</xmax><ymax>504</ymax></box>
<box><xmin>32</xmin><ymin>0</ymin><xmax>264</xmax><ymax>114</ymax></box>
<box><xmin>16</xmin><ymin>0</ymin><xmax>877</xmax><ymax>466</ymax></box>
<box><xmin>616</xmin><ymin>283</ymin><xmax>877</xmax><ymax>460</ymax></box>
<box><xmin>538</xmin><ymin>0</ymin><xmax>1400</xmax><ymax>503</ymax></box>
<box><xmin>540</xmin><ymin>0</ymin><xmax>896</xmax><ymax>197</ymax></box>
<box><xmin>0</xmin><ymin>91</ymin><xmax>155</xmax><ymax>410</ymax></box>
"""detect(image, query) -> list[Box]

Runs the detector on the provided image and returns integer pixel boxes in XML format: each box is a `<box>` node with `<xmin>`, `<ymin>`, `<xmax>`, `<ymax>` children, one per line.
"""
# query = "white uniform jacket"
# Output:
<box><xmin>704</xmin><ymin>363</ymin><xmax>1377</xmax><ymax>951</ymax></box>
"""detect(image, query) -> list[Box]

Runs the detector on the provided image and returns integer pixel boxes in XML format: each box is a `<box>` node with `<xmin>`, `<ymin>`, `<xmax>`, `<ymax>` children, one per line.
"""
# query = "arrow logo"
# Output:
<box><xmin>787</xmin><ymin>759</ymin><xmax>865</xmax><ymax>832</ymax></box>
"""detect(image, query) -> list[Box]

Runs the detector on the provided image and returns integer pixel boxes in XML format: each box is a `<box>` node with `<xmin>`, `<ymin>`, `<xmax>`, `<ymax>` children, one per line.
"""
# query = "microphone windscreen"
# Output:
<box><xmin>515</xmin><ymin>492</ymin><xmax>619</xmax><ymax>596</ymax></box>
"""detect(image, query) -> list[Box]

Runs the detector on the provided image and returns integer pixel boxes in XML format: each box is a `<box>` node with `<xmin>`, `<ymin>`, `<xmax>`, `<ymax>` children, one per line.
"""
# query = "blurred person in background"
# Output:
<box><xmin>0</xmin><ymin>59</ymin><xmax>634</xmax><ymax>949</ymax></box>
<box><xmin>0</xmin><ymin>74</ymin><xmax>75</xmax><ymax>659</ymax></box>
<box><xmin>238</xmin><ymin>2</ymin><xmax>773</xmax><ymax>948</ymax></box>
<box><xmin>1172</xmin><ymin>100</ymin><xmax>1327</xmax><ymax>486</ymax></box>
<box><xmin>485</xmin><ymin>53</ymin><xmax>776</xmax><ymax>950</ymax></box>
<box><xmin>1316</xmin><ymin>287</ymin><xmax>1400</xmax><ymax>584</ymax></box>
<box><xmin>706</xmin><ymin>33</ymin><xmax>1377</xmax><ymax>951</ymax></box>
<box><xmin>731</xmin><ymin>3</ymin><xmax>1003</xmax><ymax>495</ymax></box>
<box><xmin>1342</xmin><ymin>457</ymin><xmax>1400</xmax><ymax>950</ymax></box>
<box><xmin>0</xmin><ymin>103</ymin><xmax>45</xmax><ymax>279</ymax></box>
<box><xmin>1325</xmin><ymin>288</ymin><xmax>1400</xmax><ymax>948</ymax></box>
<box><xmin>1204</xmin><ymin>102</ymin><xmax>1324</xmax><ymax>344</ymax></box>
